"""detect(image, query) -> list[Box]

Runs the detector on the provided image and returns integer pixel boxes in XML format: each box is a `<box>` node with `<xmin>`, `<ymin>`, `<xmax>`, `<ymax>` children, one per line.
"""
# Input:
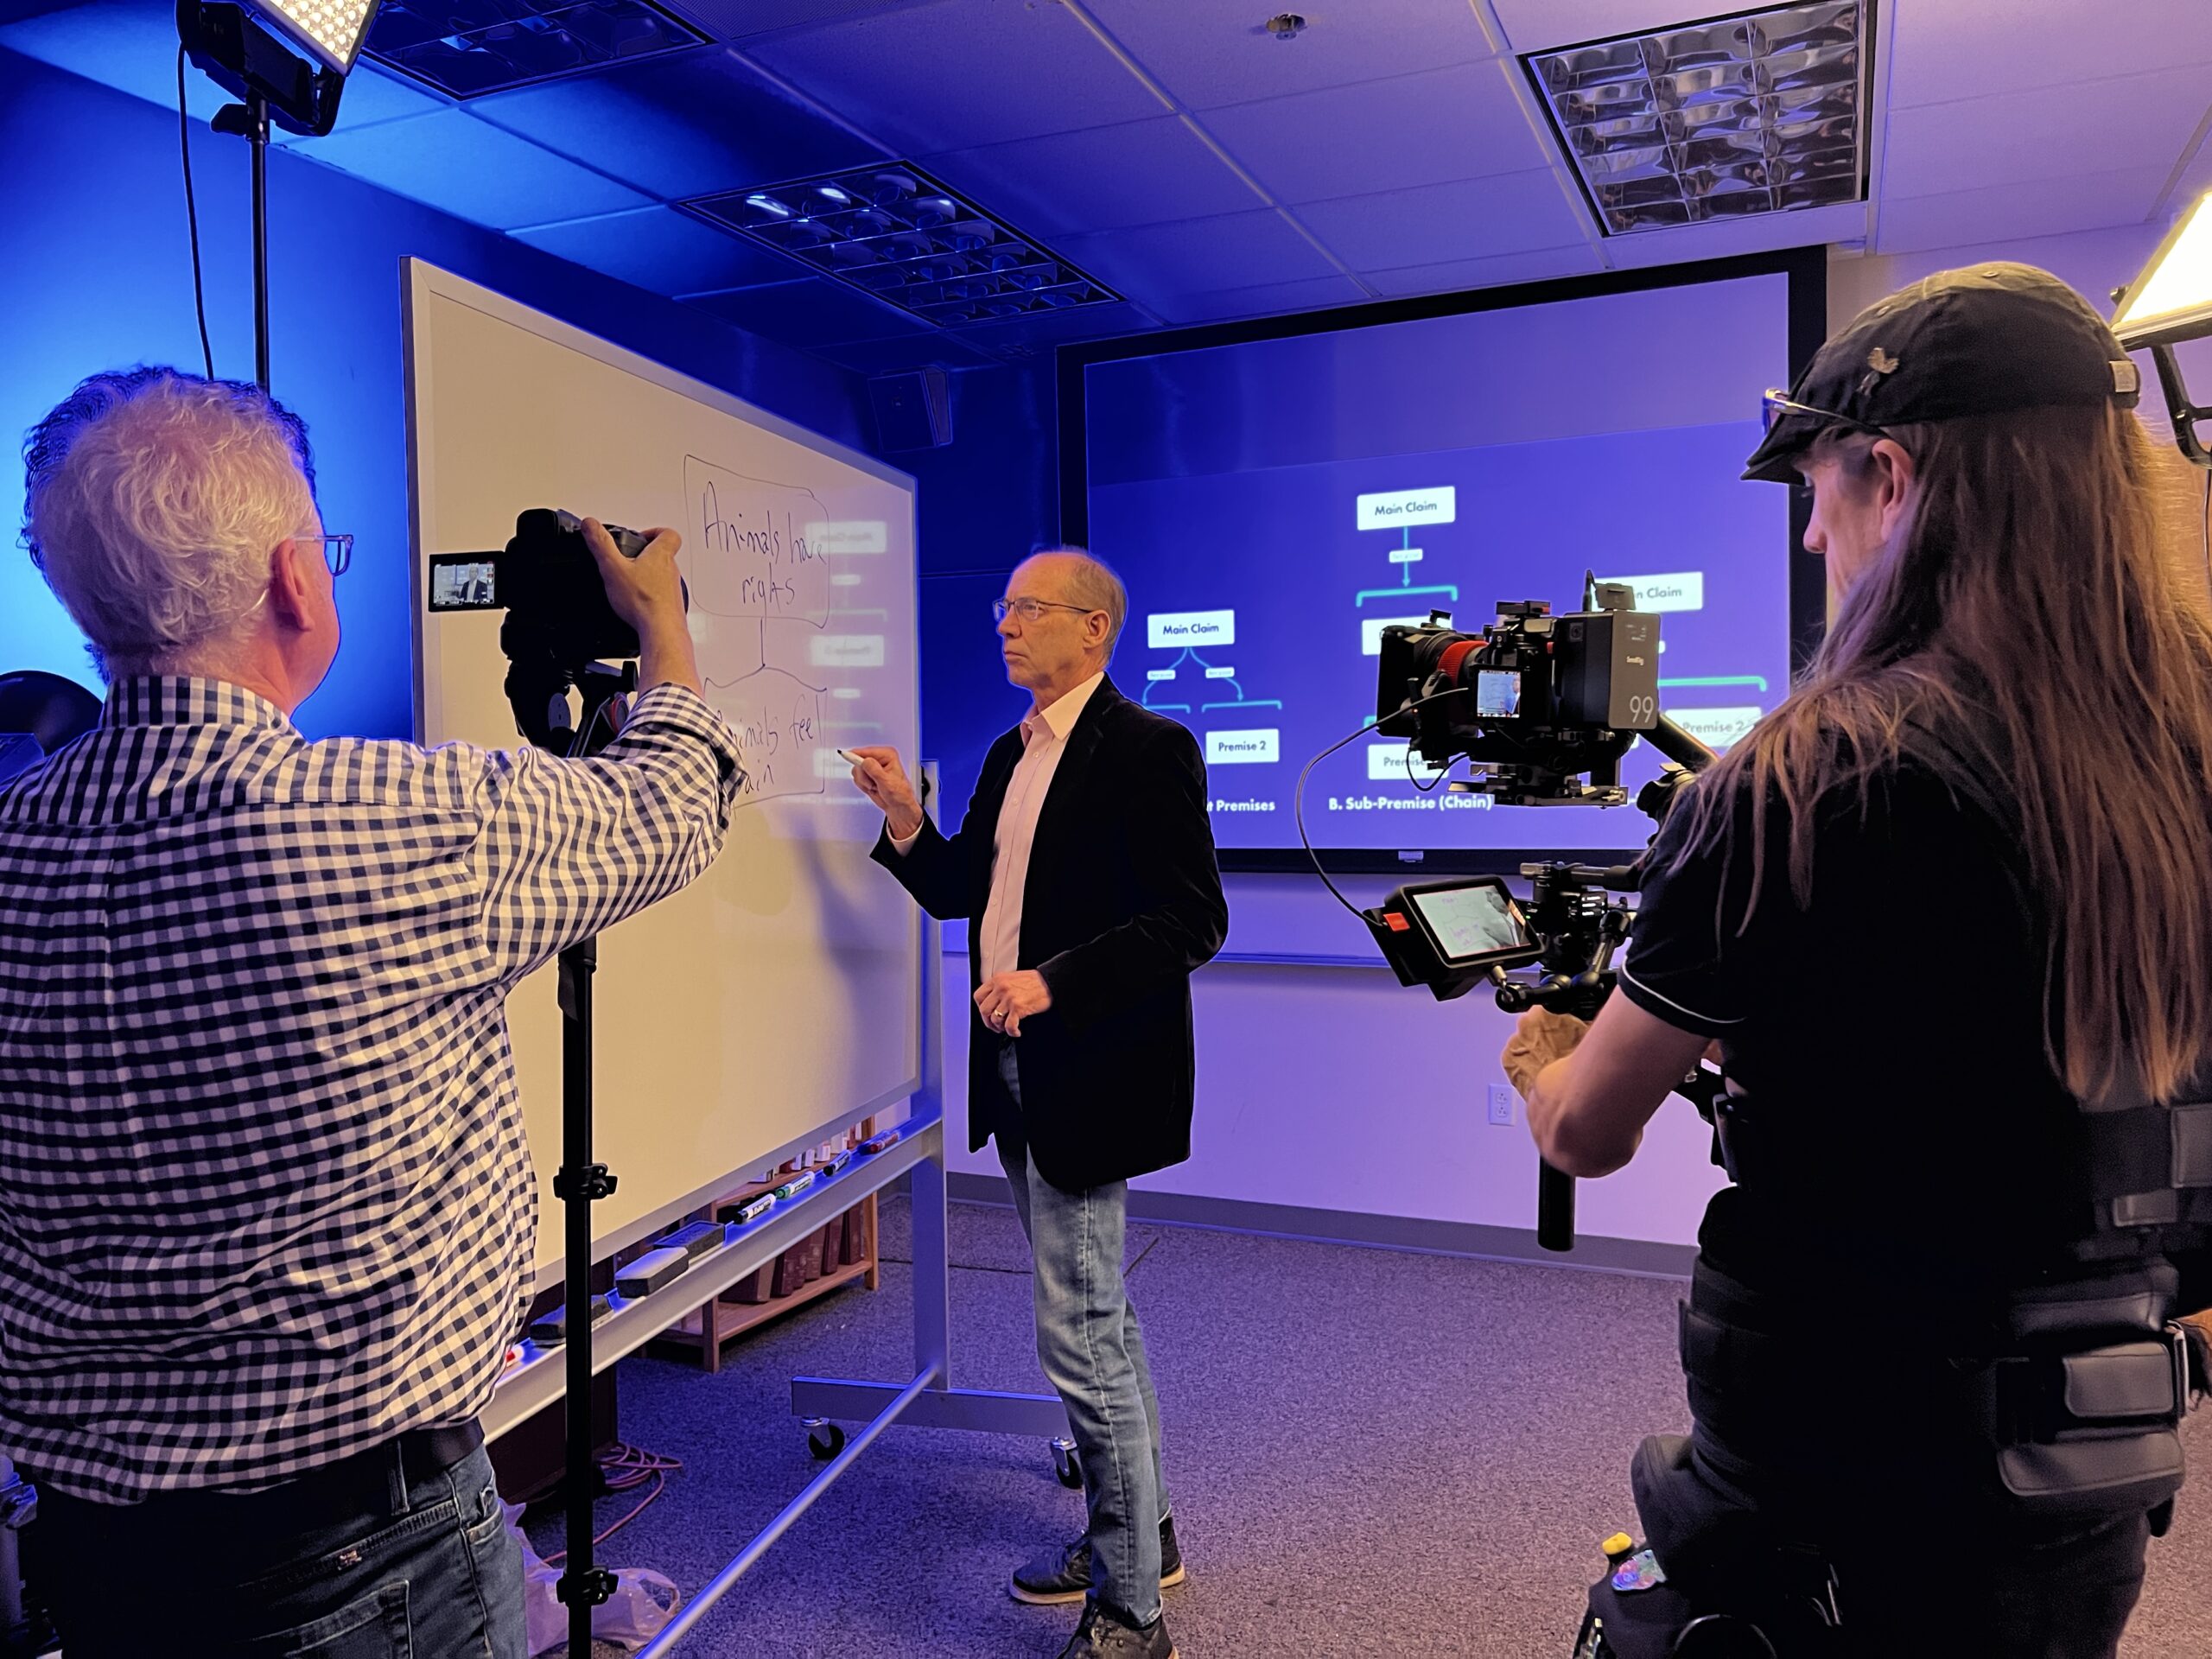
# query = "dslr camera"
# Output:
<box><xmin>427</xmin><ymin>509</ymin><xmax>678</xmax><ymax>757</ymax></box>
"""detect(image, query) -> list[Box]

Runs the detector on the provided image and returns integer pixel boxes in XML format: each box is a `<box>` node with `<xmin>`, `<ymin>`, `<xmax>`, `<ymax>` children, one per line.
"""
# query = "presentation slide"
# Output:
<box><xmin>1082</xmin><ymin>273</ymin><xmax>1795</xmax><ymax>854</ymax></box>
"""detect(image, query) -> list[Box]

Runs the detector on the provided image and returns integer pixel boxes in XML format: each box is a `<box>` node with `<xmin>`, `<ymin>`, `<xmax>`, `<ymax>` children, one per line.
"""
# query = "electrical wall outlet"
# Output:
<box><xmin>1487</xmin><ymin>1084</ymin><xmax>1515</xmax><ymax>1126</ymax></box>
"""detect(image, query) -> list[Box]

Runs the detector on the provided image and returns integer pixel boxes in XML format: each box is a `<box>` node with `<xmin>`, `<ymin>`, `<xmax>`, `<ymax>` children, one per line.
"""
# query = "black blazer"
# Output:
<box><xmin>872</xmin><ymin>677</ymin><xmax>1228</xmax><ymax>1190</ymax></box>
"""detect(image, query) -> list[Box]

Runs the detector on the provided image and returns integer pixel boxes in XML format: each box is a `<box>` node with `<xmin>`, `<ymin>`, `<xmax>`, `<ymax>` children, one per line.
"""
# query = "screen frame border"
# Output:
<box><xmin>1054</xmin><ymin>245</ymin><xmax>1827</xmax><ymax>874</ymax></box>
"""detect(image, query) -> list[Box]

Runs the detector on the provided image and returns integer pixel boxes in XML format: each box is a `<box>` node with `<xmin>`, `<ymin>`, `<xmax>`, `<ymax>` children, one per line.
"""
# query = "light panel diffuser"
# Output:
<box><xmin>1524</xmin><ymin>2</ymin><xmax>1869</xmax><ymax>236</ymax></box>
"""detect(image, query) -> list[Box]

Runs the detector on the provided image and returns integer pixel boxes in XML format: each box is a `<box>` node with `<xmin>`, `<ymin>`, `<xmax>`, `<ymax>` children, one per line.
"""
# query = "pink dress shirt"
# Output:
<box><xmin>894</xmin><ymin>672</ymin><xmax>1104</xmax><ymax>981</ymax></box>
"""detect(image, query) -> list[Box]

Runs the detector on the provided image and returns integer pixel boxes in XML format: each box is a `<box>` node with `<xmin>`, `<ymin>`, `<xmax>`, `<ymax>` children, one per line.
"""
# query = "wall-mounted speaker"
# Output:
<box><xmin>868</xmin><ymin>368</ymin><xmax>952</xmax><ymax>452</ymax></box>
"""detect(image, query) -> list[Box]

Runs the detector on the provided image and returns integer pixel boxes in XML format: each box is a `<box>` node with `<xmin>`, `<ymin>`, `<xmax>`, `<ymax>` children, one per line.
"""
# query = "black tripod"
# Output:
<box><xmin>540</xmin><ymin>664</ymin><xmax>635</xmax><ymax>1656</ymax></box>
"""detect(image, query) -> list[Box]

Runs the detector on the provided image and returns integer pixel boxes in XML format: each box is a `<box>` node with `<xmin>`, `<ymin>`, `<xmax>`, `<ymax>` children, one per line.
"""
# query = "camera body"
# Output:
<box><xmin>1373</xmin><ymin>589</ymin><xmax>1660</xmax><ymax>806</ymax></box>
<box><xmin>426</xmin><ymin>508</ymin><xmax>655</xmax><ymax>668</ymax></box>
<box><xmin>426</xmin><ymin>509</ymin><xmax>675</xmax><ymax>757</ymax></box>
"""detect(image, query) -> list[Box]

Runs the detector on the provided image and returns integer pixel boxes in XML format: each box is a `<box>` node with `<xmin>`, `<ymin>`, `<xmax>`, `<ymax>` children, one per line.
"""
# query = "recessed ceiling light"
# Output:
<box><xmin>365</xmin><ymin>0</ymin><xmax>704</xmax><ymax>99</ymax></box>
<box><xmin>1523</xmin><ymin>2</ymin><xmax>1869</xmax><ymax>235</ymax></box>
<box><xmin>1264</xmin><ymin>13</ymin><xmax>1308</xmax><ymax>41</ymax></box>
<box><xmin>684</xmin><ymin>163</ymin><xmax>1123</xmax><ymax>332</ymax></box>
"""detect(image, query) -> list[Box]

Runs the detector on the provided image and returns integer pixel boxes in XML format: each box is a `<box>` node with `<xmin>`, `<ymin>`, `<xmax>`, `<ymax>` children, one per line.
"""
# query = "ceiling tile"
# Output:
<box><xmin>1298</xmin><ymin>170</ymin><xmax>1589</xmax><ymax>270</ymax></box>
<box><xmin>1880</xmin><ymin>65</ymin><xmax>2212</xmax><ymax>202</ymax></box>
<box><xmin>1081</xmin><ymin>0</ymin><xmax>1497</xmax><ymax>111</ymax></box>
<box><xmin>809</xmin><ymin>334</ymin><xmax>1006</xmax><ymax>374</ymax></box>
<box><xmin>1598</xmin><ymin>200</ymin><xmax>1866</xmax><ymax>270</ymax></box>
<box><xmin>1488</xmin><ymin>0</ymin><xmax>1694</xmax><ymax>56</ymax></box>
<box><xmin>511</xmin><ymin>207</ymin><xmax>797</xmax><ymax>296</ymax></box>
<box><xmin>0</xmin><ymin>0</ymin><xmax>443</xmax><ymax>129</ymax></box>
<box><xmin>1203</xmin><ymin>59</ymin><xmax>1553</xmax><ymax>206</ymax></box>
<box><xmin>944</xmin><ymin>299</ymin><xmax>1160</xmax><ymax>355</ymax></box>
<box><xmin>1362</xmin><ymin>244</ymin><xmax>1605</xmax><ymax>298</ymax></box>
<box><xmin>1147</xmin><ymin>274</ymin><xmax>1371</xmax><ymax>325</ymax></box>
<box><xmin>1051</xmin><ymin>209</ymin><xmax>1340</xmax><ymax>297</ymax></box>
<box><xmin>682</xmin><ymin>276</ymin><xmax>918</xmax><ymax>345</ymax></box>
<box><xmin>298</xmin><ymin>110</ymin><xmax>650</xmax><ymax>230</ymax></box>
<box><xmin>469</xmin><ymin>47</ymin><xmax>884</xmax><ymax>200</ymax></box>
<box><xmin>742</xmin><ymin>0</ymin><xmax>1164</xmax><ymax>154</ymax></box>
<box><xmin>1874</xmin><ymin>167</ymin><xmax>2173</xmax><ymax>257</ymax></box>
<box><xmin>1889</xmin><ymin>0</ymin><xmax>2212</xmax><ymax>110</ymax></box>
<box><xmin>920</xmin><ymin>118</ymin><xmax>1262</xmax><ymax>239</ymax></box>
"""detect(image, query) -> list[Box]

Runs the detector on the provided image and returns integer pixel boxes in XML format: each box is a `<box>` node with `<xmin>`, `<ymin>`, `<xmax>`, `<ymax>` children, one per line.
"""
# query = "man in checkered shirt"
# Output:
<box><xmin>4</xmin><ymin>371</ymin><xmax>741</xmax><ymax>1656</ymax></box>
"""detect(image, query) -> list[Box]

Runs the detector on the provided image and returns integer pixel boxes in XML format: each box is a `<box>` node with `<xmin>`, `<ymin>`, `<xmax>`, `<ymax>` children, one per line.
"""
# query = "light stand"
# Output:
<box><xmin>2114</xmin><ymin>187</ymin><xmax>2212</xmax><ymax>467</ymax></box>
<box><xmin>177</xmin><ymin>1</ymin><xmax>376</xmax><ymax>389</ymax></box>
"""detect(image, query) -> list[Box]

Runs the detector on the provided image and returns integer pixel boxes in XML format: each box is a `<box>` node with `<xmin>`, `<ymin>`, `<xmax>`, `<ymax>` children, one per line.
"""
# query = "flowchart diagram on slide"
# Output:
<box><xmin>681</xmin><ymin>454</ymin><xmax>887</xmax><ymax>807</ymax></box>
<box><xmin>1355</xmin><ymin>486</ymin><xmax>1461</xmax><ymax>785</ymax></box>
<box><xmin>1139</xmin><ymin>606</ymin><xmax>1283</xmax><ymax>771</ymax></box>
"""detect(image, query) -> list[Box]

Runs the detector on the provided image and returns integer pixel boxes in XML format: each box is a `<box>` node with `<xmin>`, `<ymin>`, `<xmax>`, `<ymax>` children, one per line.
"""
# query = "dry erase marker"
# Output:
<box><xmin>837</xmin><ymin>748</ymin><xmax>861</xmax><ymax>765</ymax></box>
<box><xmin>733</xmin><ymin>1193</ymin><xmax>775</xmax><ymax>1224</ymax></box>
<box><xmin>772</xmin><ymin>1170</ymin><xmax>816</xmax><ymax>1201</ymax></box>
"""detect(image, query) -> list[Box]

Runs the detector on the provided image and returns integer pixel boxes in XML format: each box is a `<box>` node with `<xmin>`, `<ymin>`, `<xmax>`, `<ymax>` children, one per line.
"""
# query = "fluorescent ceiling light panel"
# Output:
<box><xmin>259</xmin><ymin>0</ymin><xmax>381</xmax><ymax>74</ymax></box>
<box><xmin>2114</xmin><ymin>190</ymin><xmax>2212</xmax><ymax>348</ymax></box>
<box><xmin>1523</xmin><ymin>1</ymin><xmax>1869</xmax><ymax>236</ymax></box>
<box><xmin>365</xmin><ymin>0</ymin><xmax>702</xmax><ymax>99</ymax></box>
<box><xmin>684</xmin><ymin>165</ymin><xmax>1123</xmax><ymax>332</ymax></box>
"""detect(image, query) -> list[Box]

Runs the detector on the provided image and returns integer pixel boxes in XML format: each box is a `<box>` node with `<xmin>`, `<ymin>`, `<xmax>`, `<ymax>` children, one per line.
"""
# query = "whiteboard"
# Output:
<box><xmin>404</xmin><ymin>260</ymin><xmax>920</xmax><ymax>1281</ymax></box>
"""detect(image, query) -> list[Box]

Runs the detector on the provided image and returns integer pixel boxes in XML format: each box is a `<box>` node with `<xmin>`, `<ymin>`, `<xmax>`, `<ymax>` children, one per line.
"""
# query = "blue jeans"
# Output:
<box><xmin>997</xmin><ymin>1042</ymin><xmax>1170</xmax><ymax>1626</ymax></box>
<box><xmin>29</xmin><ymin>1439</ymin><xmax>525</xmax><ymax>1657</ymax></box>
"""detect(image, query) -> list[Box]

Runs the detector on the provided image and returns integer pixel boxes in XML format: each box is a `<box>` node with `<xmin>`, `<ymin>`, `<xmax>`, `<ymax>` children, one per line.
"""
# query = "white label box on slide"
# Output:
<box><xmin>1148</xmin><ymin>609</ymin><xmax>1236</xmax><ymax>648</ymax></box>
<box><xmin>1207</xmin><ymin>729</ymin><xmax>1279</xmax><ymax>765</ymax></box>
<box><xmin>1356</xmin><ymin>487</ymin><xmax>1456</xmax><ymax>530</ymax></box>
<box><xmin>1599</xmin><ymin>570</ymin><xmax>1704</xmax><ymax>613</ymax></box>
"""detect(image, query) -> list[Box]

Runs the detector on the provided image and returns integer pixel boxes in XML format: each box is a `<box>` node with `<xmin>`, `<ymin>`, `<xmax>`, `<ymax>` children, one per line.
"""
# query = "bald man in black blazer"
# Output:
<box><xmin>850</xmin><ymin>548</ymin><xmax>1225</xmax><ymax>1659</ymax></box>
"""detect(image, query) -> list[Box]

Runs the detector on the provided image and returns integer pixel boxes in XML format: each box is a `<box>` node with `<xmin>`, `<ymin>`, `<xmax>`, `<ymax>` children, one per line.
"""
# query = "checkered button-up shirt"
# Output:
<box><xmin>0</xmin><ymin>677</ymin><xmax>741</xmax><ymax>1501</ymax></box>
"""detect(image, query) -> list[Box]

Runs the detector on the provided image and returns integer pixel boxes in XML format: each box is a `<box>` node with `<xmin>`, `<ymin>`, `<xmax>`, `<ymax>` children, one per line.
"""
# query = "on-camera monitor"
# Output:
<box><xmin>1068</xmin><ymin>257</ymin><xmax>1813</xmax><ymax>864</ymax></box>
<box><xmin>1409</xmin><ymin>880</ymin><xmax>1529</xmax><ymax>964</ymax></box>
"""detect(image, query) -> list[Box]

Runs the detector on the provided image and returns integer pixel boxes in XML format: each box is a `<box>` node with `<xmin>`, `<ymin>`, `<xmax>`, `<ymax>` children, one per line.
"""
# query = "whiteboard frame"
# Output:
<box><xmin>399</xmin><ymin>257</ymin><xmax>925</xmax><ymax>1290</ymax></box>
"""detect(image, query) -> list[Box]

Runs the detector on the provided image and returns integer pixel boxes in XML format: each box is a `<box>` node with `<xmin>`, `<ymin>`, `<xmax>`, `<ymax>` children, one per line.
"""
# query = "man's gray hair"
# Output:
<box><xmin>1033</xmin><ymin>543</ymin><xmax>1128</xmax><ymax>658</ymax></box>
<box><xmin>23</xmin><ymin>372</ymin><xmax>316</xmax><ymax>678</ymax></box>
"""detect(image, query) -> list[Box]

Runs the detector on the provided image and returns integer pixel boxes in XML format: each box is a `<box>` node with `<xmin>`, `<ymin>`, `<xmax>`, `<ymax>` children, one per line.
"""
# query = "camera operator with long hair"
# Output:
<box><xmin>1500</xmin><ymin>265</ymin><xmax>2211</xmax><ymax>1656</ymax></box>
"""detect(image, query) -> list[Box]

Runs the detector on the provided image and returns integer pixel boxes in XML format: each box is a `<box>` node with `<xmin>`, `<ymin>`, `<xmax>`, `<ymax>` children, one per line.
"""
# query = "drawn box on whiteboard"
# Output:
<box><xmin>683</xmin><ymin>454</ymin><xmax>831</xmax><ymax>626</ymax></box>
<box><xmin>714</xmin><ymin>664</ymin><xmax>828</xmax><ymax>807</ymax></box>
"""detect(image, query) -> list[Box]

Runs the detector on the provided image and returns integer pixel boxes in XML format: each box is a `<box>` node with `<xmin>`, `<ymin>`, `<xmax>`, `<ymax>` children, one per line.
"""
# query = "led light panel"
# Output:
<box><xmin>365</xmin><ymin>0</ymin><xmax>702</xmax><ymax>99</ymax></box>
<box><xmin>2114</xmin><ymin>190</ymin><xmax>2212</xmax><ymax>348</ymax></box>
<box><xmin>1523</xmin><ymin>2</ymin><xmax>1869</xmax><ymax>236</ymax></box>
<box><xmin>684</xmin><ymin>166</ymin><xmax>1123</xmax><ymax>332</ymax></box>
<box><xmin>261</xmin><ymin>0</ymin><xmax>380</xmax><ymax>73</ymax></box>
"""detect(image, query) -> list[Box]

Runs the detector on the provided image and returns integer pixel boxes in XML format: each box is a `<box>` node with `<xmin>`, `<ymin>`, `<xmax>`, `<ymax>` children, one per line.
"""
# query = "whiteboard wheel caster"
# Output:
<box><xmin>804</xmin><ymin>1419</ymin><xmax>846</xmax><ymax>1460</ymax></box>
<box><xmin>1051</xmin><ymin>1437</ymin><xmax>1083</xmax><ymax>1490</ymax></box>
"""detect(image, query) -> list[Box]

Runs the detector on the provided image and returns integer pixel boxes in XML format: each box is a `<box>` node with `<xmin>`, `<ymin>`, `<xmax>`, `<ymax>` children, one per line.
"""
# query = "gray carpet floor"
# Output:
<box><xmin>531</xmin><ymin>1197</ymin><xmax>2212</xmax><ymax>1657</ymax></box>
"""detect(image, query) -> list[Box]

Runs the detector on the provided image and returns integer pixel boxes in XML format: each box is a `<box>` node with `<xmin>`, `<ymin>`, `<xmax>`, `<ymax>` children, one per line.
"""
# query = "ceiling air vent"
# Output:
<box><xmin>1523</xmin><ymin>1</ymin><xmax>1870</xmax><ymax>235</ymax></box>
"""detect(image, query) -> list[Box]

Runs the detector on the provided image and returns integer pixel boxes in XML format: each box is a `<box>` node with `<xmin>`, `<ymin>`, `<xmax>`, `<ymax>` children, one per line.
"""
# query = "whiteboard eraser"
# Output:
<box><xmin>615</xmin><ymin>1246</ymin><xmax>689</xmax><ymax>1298</ymax></box>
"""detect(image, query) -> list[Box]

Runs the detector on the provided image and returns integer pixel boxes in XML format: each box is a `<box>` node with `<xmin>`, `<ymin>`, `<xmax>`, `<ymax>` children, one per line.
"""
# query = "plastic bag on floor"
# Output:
<box><xmin>501</xmin><ymin>1500</ymin><xmax>681</xmax><ymax>1654</ymax></box>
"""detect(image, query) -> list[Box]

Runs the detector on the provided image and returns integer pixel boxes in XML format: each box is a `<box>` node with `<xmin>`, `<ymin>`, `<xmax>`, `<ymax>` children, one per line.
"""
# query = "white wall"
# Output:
<box><xmin>938</xmin><ymin>874</ymin><xmax>1728</xmax><ymax>1249</ymax></box>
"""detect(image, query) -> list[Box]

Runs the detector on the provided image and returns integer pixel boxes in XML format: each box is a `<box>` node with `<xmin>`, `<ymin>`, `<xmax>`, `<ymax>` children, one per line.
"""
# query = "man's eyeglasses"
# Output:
<box><xmin>300</xmin><ymin>533</ymin><xmax>353</xmax><ymax>577</ymax></box>
<box><xmin>992</xmin><ymin>596</ymin><xmax>1095</xmax><ymax>624</ymax></box>
<box><xmin>1759</xmin><ymin>389</ymin><xmax>1890</xmax><ymax>442</ymax></box>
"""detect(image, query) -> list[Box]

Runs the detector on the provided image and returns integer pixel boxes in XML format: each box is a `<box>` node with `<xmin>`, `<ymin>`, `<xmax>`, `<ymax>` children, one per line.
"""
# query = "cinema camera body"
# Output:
<box><xmin>1359</xmin><ymin>581</ymin><xmax>1723</xmax><ymax>1251</ymax></box>
<box><xmin>1363</xmin><ymin>581</ymin><xmax>1715</xmax><ymax>1009</ymax></box>
<box><xmin>426</xmin><ymin>508</ymin><xmax>677</xmax><ymax>758</ymax></box>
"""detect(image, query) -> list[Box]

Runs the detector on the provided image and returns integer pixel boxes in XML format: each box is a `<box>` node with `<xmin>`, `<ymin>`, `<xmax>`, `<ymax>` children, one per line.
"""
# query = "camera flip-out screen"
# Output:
<box><xmin>427</xmin><ymin>555</ymin><xmax>499</xmax><ymax>611</ymax></box>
